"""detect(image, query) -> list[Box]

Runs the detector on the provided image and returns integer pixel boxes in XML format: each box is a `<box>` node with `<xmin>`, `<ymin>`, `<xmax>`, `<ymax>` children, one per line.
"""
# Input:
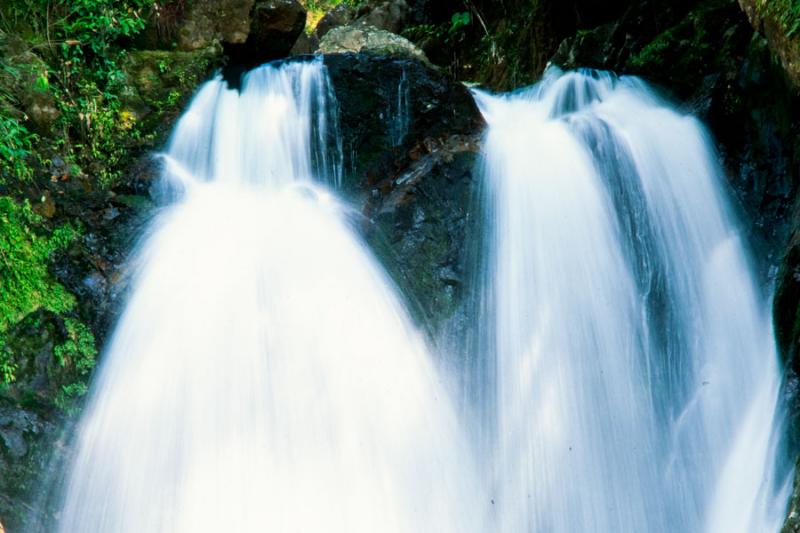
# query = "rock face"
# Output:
<box><xmin>315</xmin><ymin>0</ymin><xmax>409</xmax><ymax>39</ymax></box>
<box><xmin>738</xmin><ymin>0</ymin><xmax>800</xmax><ymax>90</ymax></box>
<box><xmin>120</xmin><ymin>47</ymin><xmax>223</xmax><ymax>135</ymax></box>
<box><xmin>177</xmin><ymin>0</ymin><xmax>255</xmax><ymax>51</ymax></box>
<box><xmin>354</xmin><ymin>0</ymin><xmax>410</xmax><ymax>34</ymax></box>
<box><xmin>316</xmin><ymin>3</ymin><xmax>359</xmax><ymax>38</ymax></box>
<box><xmin>323</xmin><ymin>53</ymin><xmax>484</xmax><ymax>339</ymax></box>
<box><xmin>227</xmin><ymin>0</ymin><xmax>307</xmax><ymax>66</ymax></box>
<box><xmin>174</xmin><ymin>0</ymin><xmax>307</xmax><ymax>65</ymax></box>
<box><xmin>319</xmin><ymin>26</ymin><xmax>429</xmax><ymax>64</ymax></box>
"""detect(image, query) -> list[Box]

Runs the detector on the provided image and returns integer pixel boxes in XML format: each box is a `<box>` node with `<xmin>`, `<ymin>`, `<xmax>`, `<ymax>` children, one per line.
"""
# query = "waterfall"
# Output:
<box><xmin>473</xmin><ymin>68</ymin><xmax>793</xmax><ymax>533</ymax></box>
<box><xmin>55</xmin><ymin>58</ymin><xmax>484</xmax><ymax>533</ymax></box>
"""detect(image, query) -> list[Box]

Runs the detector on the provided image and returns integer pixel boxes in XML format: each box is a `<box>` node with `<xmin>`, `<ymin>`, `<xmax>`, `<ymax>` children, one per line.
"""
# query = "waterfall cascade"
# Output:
<box><xmin>55</xmin><ymin>59</ymin><xmax>483</xmax><ymax>533</ymax></box>
<box><xmin>473</xmin><ymin>68</ymin><xmax>793</xmax><ymax>533</ymax></box>
<box><xmin>51</xmin><ymin>58</ymin><xmax>794</xmax><ymax>533</ymax></box>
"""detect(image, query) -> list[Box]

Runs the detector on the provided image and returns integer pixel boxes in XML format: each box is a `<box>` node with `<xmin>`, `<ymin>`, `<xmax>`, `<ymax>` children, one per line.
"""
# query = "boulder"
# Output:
<box><xmin>318</xmin><ymin>25</ymin><xmax>429</xmax><ymax>64</ymax></box>
<box><xmin>355</xmin><ymin>0</ymin><xmax>410</xmax><ymax>35</ymax></box>
<box><xmin>290</xmin><ymin>31</ymin><xmax>320</xmax><ymax>55</ymax></box>
<box><xmin>316</xmin><ymin>0</ymin><xmax>409</xmax><ymax>40</ymax></box>
<box><xmin>323</xmin><ymin>53</ymin><xmax>483</xmax><ymax>339</ymax></box>
<box><xmin>316</xmin><ymin>3</ymin><xmax>358</xmax><ymax>38</ymax></box>
<box><xmin>227</xmin><ymin>0</ymin><xmax>307</xmax><ymax>65</ymax></box>
<box><xmin>177</xmin><ymin>0</ymin><xmax>255</xmax><ymax>51</ymax></box>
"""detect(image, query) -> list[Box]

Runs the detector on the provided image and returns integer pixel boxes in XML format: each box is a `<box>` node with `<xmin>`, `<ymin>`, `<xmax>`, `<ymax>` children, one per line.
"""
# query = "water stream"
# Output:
<box><xmin>474</xmin><ymin>67</ymin><xmax>793</xmax><ymax>533</ymax></box>
<box><xmin>55</xmin><ymin>59</ymin><xmax>483</xmax><ymax>533</ymax></box>
<box><xmin>52</xmin><ymin>59</ymin><xmax>793</xmax><ymax>533</ymax></box>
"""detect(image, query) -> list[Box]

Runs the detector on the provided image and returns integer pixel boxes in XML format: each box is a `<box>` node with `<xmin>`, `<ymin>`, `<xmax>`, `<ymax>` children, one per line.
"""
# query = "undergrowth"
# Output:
<box><xmin>0</xmin><ymin>0</ymin><xmax>155</xmax><ymax>409</ymax></box>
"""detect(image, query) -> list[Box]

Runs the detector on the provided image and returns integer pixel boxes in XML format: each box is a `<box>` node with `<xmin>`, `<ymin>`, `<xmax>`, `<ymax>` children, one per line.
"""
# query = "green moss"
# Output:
<box><xmin>52</xmin><ymin>318</ymin><xmax>96</xmax><ymax>412</ymax></box>
<box><xmin>629</xmin><ymin>0</ymin><xmax>730</xmax><ymax>70</ymax></box>
<box><xmin>0</xmin><ymin>197</ymin><xmax>96</xmax><ymax>406</ymax></box>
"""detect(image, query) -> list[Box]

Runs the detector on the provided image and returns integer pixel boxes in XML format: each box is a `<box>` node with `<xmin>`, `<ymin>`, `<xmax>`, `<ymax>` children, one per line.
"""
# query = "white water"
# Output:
<box><xmin>56</xmin><ymin>59</ymin><xmax>483</xmax><ymax>533</ymax></box>
<box><xmin>474</xmin><ymin>68</ymin><xmax>793</xmax><ymax>533</ymax></box>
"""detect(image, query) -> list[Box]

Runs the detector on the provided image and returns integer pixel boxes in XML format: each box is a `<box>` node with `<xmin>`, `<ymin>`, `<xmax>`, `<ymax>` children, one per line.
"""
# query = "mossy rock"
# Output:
<box><xmin>120</xmin><ymin>46</ymin><xmax>223</xmax><ymax>134</ymax></box>
<box><xmin>319</xmin><ymin>25</ymin><xmax>430</xmax><ymax>64</ymax></box>
<box><xmin>739</xmin><ymin>0</ymin><xmax>800</xmax><ymax>91</ymax></box>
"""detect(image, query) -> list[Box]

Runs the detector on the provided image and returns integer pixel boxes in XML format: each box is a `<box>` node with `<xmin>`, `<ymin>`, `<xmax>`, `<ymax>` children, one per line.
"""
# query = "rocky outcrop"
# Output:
<box><xmin>738</xmin><ymin>0</ymin><xmax>800</xmax><ymax>90</ymax></box>
<box><xmin>319</xmin><ymin>26</ymin><xmax>429</xmax><ymax>64</ymax></box>
<box><xmin>120</xmin><ymin>47</ymin><xmax>222</xmax><ymax>136</ymax></box>
<box><xmin>177</xmin><ymin>0</ymin><xmax>255</xmax><ymax>51</ymax></box>
<box><xmin>353</xmin><ymin>0</ymin><xmax>410</xmax><ymax>35</ymax></box>
<box><xmin>316</xmin><ymin>4</ymin><xmax>359</xmax><ymax>38</ymax></box>
<box><xmin>316</xmin><ymin>0</ymin><xmax>409</xmax><ymax>38</ymax></box>
<box><xmin>323</xmin><ymin>54</ymin><xmax>483</xmax><ymax>338</ymax></box>
<box><xmin>227</xmin><ymin>0</ymin><xmax>307</xmax><ymax>66</ymax></box>
<box><xmin>170</xmin><ymin>0</ymin><xmax>307</xmax><ymax>65</ymax></box>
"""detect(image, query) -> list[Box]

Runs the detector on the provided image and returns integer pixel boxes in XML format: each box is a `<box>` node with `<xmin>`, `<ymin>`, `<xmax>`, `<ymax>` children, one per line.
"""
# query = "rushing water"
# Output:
<box><xmin>473</xmin><ymin>67</ymin><xmax>793</xmax><ymax>533</ymax></box>
<box><xmin>55</xmin><ymin>59</ymin><xmax>483</xmax><ymax>533</ymax></box>
<box><xmin>52</xmin><ymin>57</ymin><xmax>792</xmax><ymax>533</ymax></box>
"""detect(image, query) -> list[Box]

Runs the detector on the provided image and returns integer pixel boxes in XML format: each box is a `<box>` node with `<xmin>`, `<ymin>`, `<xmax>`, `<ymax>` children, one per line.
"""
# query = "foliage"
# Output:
<box><xmin>0</xmin><ymin>115</ymin><xmax>37</xmax><ymax>183</ymax></box>
<box><xmin>299</xmin><ymin>0</ymin><xmax>363</xmax><ymax>33</ymax></box>
<box><xmin>768</xmin><ymin>0</ymin><xmax>800</xmax><ymax>38</ymax></box>
<box><xmin>53</xmin><ymin>318</ymin><xmax>97</xmax><ymax>411</ymax></box>
<box><xmin>0</xmin><ymin>0</ymin><xmax>155</xmax><ymax>188</ymax></box>
<box><xmin>0</xmin><ymin>197</ymin><xmax>84</xmax><ymax>384</ymax></box>
<box><xmin>449</xmin><ymin>11</ymin><xmax>472</xmax><ymax>37</ymax></box>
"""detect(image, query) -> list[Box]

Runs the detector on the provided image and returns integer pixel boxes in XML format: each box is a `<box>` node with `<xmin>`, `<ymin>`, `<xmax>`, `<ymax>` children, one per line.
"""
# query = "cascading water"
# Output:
<box><xmin>54</xmin><ymin>58</ymin><xmax>484</xmax><ymax>533</ymax></box>
<box><xmin>474</xmin><ymin>68</ymin><xmax>793</xmax><ymax>533</ymax></box>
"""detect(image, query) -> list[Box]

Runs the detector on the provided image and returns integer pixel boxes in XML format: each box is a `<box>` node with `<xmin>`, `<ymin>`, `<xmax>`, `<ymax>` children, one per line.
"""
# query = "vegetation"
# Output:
<box><xmin>768</xmin><ymin>0</ymin><xmax>800</xmax><ymax>38</ymax></box>
<box><xmin>0</xmin><ymin>198</ymin><xmax>85</xmax><ymax>385</ymax></box>
<box><xmin>0</xmin><ymin>0</ymin><xmax>160</xmax><ymax>410</ymax></box>
<box><xmin>299</xmin><ymin>0</ymin><xmax>363</xmax><ymax>33</ymax></box>
<box><xmin>0</xmin><ymin>0</ymin><xmax>157</xmax><ymax>187</ymax></box>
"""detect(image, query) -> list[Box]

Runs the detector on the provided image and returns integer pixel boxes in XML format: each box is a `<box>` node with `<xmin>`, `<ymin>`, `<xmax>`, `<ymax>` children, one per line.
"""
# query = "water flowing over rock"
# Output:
<box><xmin>322</xmin><ymin>53</ymin><xmax>483</xmax><ymax>338</ymax></box>
<box><xmin>53</xmin><ymin>58</ymin><xmax>485</xmax><ymax>533</ymax></box>
<box><xmin>472</xmin><ymin>67</ymin><xmax>793</xmax><ymax>533</ymax></box>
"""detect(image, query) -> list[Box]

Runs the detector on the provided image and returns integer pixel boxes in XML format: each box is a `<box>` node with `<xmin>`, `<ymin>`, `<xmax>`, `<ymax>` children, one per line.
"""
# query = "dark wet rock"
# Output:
<box><xmin>0</xmin><ymin>400</ymin><xmax>64</xmax><ymax>531</ymax></box>
<box><xmin>227</xmin><ymin>0</ymin><xmax>307</xmax><ymax>66</ymax></box>
<box><xmin>290</xmin><ymin>31</ymin><xmax>320</xmax><ymax>55</ymax></box>
<box><xmin>324</xmin><ymin>53</ymin><xmax>484</xmax><ymax>338</ymax></box>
